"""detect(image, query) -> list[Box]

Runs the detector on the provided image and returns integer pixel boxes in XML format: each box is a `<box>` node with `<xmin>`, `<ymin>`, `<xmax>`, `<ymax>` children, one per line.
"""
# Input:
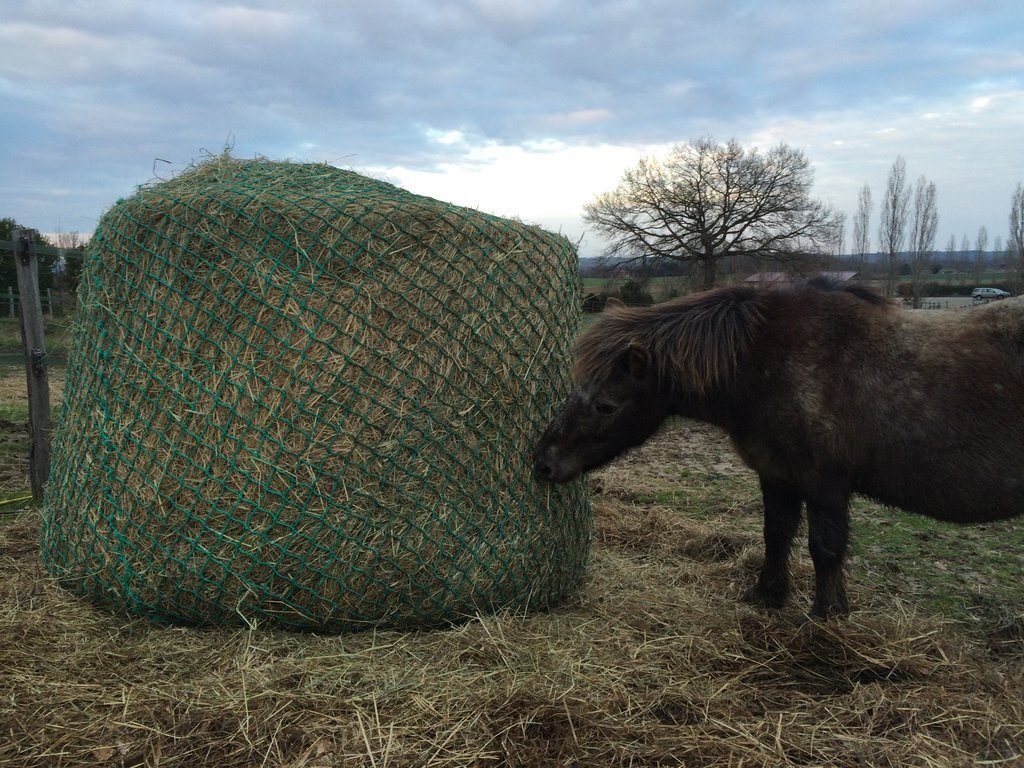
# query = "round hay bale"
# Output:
<box><xmin>41</xmin><ymin>156</ymin><xmax>590</xmax><ymax>632</ymax></box>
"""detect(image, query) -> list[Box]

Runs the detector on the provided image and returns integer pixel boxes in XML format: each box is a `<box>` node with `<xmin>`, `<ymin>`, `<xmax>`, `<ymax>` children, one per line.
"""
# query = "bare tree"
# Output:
<box><xmin>832</xmin><ymin>212</ymin><xmax>846</xmax><ymax>260</ymax></box>
<box><xmin>957</xmin><ymin>233</ymin><xmax>969</xmax><ymax>273</ymax></box>
<box><xmin>943</xmin><ymin>233</ymin><xmax>959</xmax><ymax>282</ymax></box>
<box><xmin>908</xmin><ymin>176</ymin><xmax>939</xmax><ymax>307</ymax></box>
<box><xmin>53</xmin><ymin>228</ymin><xmax>86</xmax><ymax>293</ymax></box>
<box><xmin>975</xmin><ymin>225</ymin><xmax>989</xmax><ymax>255</ymax></box>
<box><xmin>851</xmin><ymin>184</ymin><xmax>872</xmax><ymax>272</ymax></box>
<box><xmin>54</xmin><ymin>230</ymin><xmax>84</xmax><ymax>249</ymax></box>
<box><xmin>1009</xmin><ymin>183</ymin><xmax>1024</xmax><ymax>293</ymax></box>
<box><xmin>878</xmin><ymin>157</ymin><xmax>910</xmax><ymax>297</ymax></box>
<box><xmin>583</xmin><ymin>136</ymin><xmax>841</xmax><ymax>288</ymax></box>
<box><xmin>974</xmin><ymin>225</ymin><xmax>989</xmax><ymax>284</ymax></box>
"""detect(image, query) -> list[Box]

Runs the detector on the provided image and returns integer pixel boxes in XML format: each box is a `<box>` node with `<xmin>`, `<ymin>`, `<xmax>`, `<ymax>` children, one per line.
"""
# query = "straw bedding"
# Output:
<box><xmin>39</xmin><ymin>156</ymin><xmax>590</xmax><ymax>631</ymax></box>
<box><xmin>3</xmin><ymin>480</ymin><xmax>1021</xmax><ymax>766</ymax></box>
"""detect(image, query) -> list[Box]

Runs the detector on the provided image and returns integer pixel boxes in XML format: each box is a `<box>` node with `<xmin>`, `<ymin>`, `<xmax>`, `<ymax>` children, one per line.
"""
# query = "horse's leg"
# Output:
<box><xmin>743</xmin><ymin>478</ymin><xmax>802</xmax><ymax>608</ymax></box>
<box><xmin>805</xmin><ymin>477</ymin><xmax>852</xmax><ymax>619</ymax></box>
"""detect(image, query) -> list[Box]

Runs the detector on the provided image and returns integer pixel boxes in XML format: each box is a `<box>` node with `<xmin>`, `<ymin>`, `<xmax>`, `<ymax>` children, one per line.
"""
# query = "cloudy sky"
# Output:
<box><xmin>3</xmin><ymin>0</ymin><xmax>1023</xmax><ymax>255</ymax></box>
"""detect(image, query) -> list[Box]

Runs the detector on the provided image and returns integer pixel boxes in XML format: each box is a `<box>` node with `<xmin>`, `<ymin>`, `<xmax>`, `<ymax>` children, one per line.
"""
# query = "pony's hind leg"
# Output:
<box><xmin>805</xmin><ymin>479</ymin><xmax>852</xmax><ymax>619</ymax></box>
<box><xmin>743</xmin><ymin>479</ymin><xmax>802</xmax><ymax>609</ymax></box>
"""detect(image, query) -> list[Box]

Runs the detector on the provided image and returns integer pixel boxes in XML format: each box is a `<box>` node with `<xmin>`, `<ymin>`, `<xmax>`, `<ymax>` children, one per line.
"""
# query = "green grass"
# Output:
<box><xmin>0</xmin><ymin>491</ymin><xmax>34</xmax><ymax>523</ymax></box>
<box><xmin>0</xmin><ymin>316</ymin><xmax>73</xmax><ymax>357</ymax></box>
<box><xmin>618</xmin><ymin>443</ymin><xmax>1024</xmax><ymax>630</ymax></box>
<box><xmin>847</xmin><ymin>498</ymin><xmax>1024</xmax><ymax>626</ymax></box>
<box><xmin>0</xmin><ymin>404</ymin><xmax>28</xmax><ymax>424</ymax></box>
<box><xmin>0</xmin><ymin>314</ymin><xmax>71</xmax><ymax>421</ymax></box>
<box><xmin>645</xmin><ymin>472</ymin><xmax>758</xmax><ymax>511</ymax></box>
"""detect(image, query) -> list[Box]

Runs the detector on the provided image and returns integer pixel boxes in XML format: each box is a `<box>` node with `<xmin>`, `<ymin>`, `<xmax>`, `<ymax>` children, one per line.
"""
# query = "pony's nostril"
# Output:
<box><xmin>535</xmin><ymin>457</ymin><xmax>554</xmax><ymax>481</ymax></box>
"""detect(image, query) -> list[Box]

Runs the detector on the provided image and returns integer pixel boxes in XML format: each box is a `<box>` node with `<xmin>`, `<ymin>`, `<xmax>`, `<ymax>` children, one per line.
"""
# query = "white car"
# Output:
<box><xmin>972</xmin><ymin>287</ymin><xmax>1010</xmax><ymax>300</ymax></box>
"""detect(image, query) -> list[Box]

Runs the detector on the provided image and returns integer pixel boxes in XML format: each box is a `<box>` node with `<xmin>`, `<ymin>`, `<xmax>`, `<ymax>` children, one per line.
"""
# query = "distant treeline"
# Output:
<box><xmin>578</xmin><ymin>250</ymin><xmax>1014</xmax><ymax>278</ymax></box>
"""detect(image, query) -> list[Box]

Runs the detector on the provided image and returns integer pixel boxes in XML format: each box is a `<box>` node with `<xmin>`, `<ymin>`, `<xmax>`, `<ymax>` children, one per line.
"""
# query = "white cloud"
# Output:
<box><xmin>2</xmin><ymin>0</ymin><xmax>1022</xmax><ymax>250</ymax></box>
<box><xmin>373</xmin><ymin>139</ymin><xmax>667</xmax><ymax>247</ymax></box>
<box><xmin>204</xmin><ymin>6</ymin><xmax>295</xmax><ymax>37</ymax></box>
<box><xmin>539</xmin><ymin>109</ymin><xmax>614</xmax><ymax>129</ymax></box>
<box><xmin>427</xmin><ymin>129</ymin><xmax>467</xmax><ymax>146</ymax></box>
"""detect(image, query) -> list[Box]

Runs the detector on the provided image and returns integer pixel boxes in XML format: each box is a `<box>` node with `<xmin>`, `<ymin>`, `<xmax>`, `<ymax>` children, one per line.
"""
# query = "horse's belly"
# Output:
<box><xmin>855</xmin><ymin>454</ymin><xmax>1024</xmax><ymax>523</ymax></box>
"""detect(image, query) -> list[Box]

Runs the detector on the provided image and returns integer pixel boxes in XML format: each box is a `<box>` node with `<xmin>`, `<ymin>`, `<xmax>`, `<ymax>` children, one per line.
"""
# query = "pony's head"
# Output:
<box><xmin>534</xmin><ymin>336</ymin><xmax>668</xmax><ymax>483</ymax></box>
<box><xmin>534</xmin><ymin>288</ymin><xmax>765</xmax><ymax>483</ymax></box>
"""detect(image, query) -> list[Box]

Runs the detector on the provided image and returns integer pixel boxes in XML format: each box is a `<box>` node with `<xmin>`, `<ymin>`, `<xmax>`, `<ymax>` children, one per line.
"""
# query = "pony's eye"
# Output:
<box><xmin>595</xmin><ymin>400</ymin><xmax>619</xmax><ymax>415</ymax></box>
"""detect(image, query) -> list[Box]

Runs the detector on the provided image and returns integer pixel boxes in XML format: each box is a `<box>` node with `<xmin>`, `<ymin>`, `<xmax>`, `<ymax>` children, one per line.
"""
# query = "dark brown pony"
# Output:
<box><xmin>535</xmin><ymin>279</ymin><xmax>1024</xmax><ymax>617</ymax></box>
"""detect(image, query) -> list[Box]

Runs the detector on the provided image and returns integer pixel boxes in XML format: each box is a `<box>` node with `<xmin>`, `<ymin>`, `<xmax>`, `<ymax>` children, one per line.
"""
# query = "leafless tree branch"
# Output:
<box><xmin>583</xmin><ymin>137</ymin><xmax>837</xmax><ymax>288</ymax></box>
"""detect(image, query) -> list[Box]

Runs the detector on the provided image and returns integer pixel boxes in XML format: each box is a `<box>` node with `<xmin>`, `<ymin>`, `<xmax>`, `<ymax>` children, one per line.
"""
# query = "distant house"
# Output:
<box><xmin>743</xmin><ymin>272</ymin><xmax>788</xmax><ymax>286</ymax></box>
<box><xmin>744</xmin><ymin>270</ymin><xmax>859</xmax><ymax>286</ymax></box>
<box><xmin>819</xmin><ymin>271</ymin><xmax>860</xmax><ymax>282</ymax></box>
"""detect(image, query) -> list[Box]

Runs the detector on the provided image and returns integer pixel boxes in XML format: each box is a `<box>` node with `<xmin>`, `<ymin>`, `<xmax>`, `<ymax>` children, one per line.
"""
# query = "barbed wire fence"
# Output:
<box><xmin>0</xmin><ymin>231</ymin><xmax>80</xmax><ymax>501</ymax></box>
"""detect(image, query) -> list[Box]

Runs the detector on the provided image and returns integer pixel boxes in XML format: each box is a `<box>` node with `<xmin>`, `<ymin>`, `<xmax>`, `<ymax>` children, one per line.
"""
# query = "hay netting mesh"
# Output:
<box><xmin>40</xmin><ymin>156</ymin><xmax>590</xmax><ymax>632</ymax></box>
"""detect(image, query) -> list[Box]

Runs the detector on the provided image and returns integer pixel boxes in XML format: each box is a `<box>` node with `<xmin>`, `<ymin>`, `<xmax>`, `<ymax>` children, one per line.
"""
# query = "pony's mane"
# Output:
<box><xmin>803</xmin><ymin>275</ymin><xmax>890</xmax><ymax>306</ymax></box>
<box><xmin>573</xmin><ymin>286</ymin><xmax>767</xmax><ymax>394</ymax></box>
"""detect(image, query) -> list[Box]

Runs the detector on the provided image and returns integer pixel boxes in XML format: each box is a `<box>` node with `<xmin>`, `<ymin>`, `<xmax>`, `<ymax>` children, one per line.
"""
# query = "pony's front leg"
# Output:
<box><xmin>805</xmin><ymin>479</ymin><xmax>852</xmax><ymax>619</ymax></box>
<box><xmin>743</xmin><ymin>479</ymin><xmax>802</xmax><ymax>609</ymax></box>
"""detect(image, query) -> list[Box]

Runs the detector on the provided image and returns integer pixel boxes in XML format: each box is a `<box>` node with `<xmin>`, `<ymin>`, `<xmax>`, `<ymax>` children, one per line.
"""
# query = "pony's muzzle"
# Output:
<box><xmin>534</xmin><ymin>451</ymin><xmax>557</xmax><ymax>482</ymax></box>
<box><xmin>533</xmin><ymin>445</ymin><xmax>576</xmax><ymax>484</ymax></box>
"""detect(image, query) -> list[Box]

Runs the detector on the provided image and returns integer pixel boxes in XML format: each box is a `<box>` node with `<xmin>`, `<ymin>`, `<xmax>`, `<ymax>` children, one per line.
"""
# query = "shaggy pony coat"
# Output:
<box><xmin>536</xmin><ymin>280</ymin><xmax>1024</xmax><ymax>616</ymax></box>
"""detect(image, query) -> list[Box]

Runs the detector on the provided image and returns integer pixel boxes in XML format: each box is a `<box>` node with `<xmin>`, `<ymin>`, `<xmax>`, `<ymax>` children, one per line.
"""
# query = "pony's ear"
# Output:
<box><xmin>622</xmin><ymin>343</ymin><xmax>651</xmax><ymax>381</ymax></box>
<box><xmin>604</xmin><ymin>296</ymin><xmax>625</xmax><ymax>309</ymax></box>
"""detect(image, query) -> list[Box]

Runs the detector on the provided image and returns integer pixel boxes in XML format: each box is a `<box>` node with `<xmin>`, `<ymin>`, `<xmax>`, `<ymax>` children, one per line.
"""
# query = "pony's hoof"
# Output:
<box><xmin>741</xmin><ymin>584</ymin><xmax>786</xmax><ymax>609</ymax></box>
<box><xmin>807</xmin><ymin>601</ymin><xmax>850</xmax><ymax>621</ymax></box>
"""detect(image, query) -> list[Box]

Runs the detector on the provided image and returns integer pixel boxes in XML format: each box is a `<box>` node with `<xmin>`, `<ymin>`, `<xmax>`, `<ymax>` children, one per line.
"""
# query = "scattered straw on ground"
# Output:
<box><xmin>4</xmin><ymin>424</ymin><xmax>1022</xmax><ymax>767</ymax></box>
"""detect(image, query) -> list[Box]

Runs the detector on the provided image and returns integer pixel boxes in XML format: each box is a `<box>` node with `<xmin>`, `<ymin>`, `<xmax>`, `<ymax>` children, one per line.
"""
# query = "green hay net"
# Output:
<box><xmin>40</xmin><ymin>156</ymin><xmax>590</xmax><ymax>632</ymax></box>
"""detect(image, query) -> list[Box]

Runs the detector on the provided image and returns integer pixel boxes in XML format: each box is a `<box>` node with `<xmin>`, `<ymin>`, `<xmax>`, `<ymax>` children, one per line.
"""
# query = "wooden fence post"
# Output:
<box><xmin>14</xmin><ymin>229</ymin><xmax>52</xmax><ymax>502</ymax></box>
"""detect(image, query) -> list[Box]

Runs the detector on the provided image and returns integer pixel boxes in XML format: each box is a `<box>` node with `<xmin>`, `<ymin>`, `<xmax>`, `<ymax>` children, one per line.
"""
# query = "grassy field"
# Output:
<box><xmin>0</xmin><ymin>315</ymin><xmax>73</xmax><ymax>356</ymax></box>
<box><xmin>0</xmin><ymin>316</ymin><xmax>70</xmax><ymax>516</ymax></box>
<box><xmin>582</xmin><ymin>275</ymin><xmax>687</xmax><ymax>303</ymax></box>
